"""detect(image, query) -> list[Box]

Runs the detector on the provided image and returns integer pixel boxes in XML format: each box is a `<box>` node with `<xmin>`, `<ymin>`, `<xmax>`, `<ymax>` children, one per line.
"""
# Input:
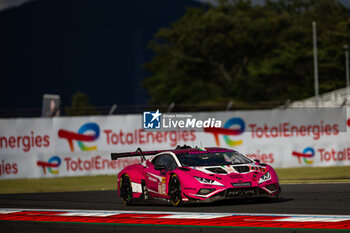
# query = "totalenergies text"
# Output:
<box><xmin>0</xmin><ymin>131</ymin><xmax>50</xmax><ymax>152</ymax></box>
<box><xmin>103</xmin><ymin>129</ymin><xmax>196</xmax><ymax>147</ymax></box>
<box><xmin>249</xmin><ymin>121</ymin><xmax>338</xmax><ymax>140</ymax></box>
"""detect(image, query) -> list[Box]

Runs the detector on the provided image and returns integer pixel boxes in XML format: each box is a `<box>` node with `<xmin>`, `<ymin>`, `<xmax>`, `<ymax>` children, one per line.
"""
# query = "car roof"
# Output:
<box><xmin>170</xmin><ymin>147</ymin><xmax>236</xmax><ymax>156</ymax></box>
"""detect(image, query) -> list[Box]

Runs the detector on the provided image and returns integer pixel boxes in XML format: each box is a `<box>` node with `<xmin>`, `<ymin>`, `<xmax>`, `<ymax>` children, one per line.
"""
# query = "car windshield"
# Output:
<box><xmin>176</xmin><ymin>151</ymin><xmax>253</xmax><ymax>167</ymax></box>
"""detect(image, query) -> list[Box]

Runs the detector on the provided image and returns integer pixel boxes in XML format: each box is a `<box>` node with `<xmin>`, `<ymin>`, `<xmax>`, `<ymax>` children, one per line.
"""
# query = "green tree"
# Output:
<box><xmin>143</xmin><ymin>0</ymin><xmax>350</xmax><ymax>106</ymax></box>
<box><xmin>65</xmin><ymin>91</ymin><xmax>98</xmax><ymax>116</ymax></box>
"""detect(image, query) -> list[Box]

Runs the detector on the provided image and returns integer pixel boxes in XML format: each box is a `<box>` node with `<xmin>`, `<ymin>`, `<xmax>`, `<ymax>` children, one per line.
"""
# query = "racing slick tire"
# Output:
<box><xmin>120</xmin><ymin>174</ymin><xmax>133</xmax><ymax>206</ymax></box>
<box><xmin>169</xmin><ymin>174</ymin><xmax>182</xmax><ymax>207</ymax></box>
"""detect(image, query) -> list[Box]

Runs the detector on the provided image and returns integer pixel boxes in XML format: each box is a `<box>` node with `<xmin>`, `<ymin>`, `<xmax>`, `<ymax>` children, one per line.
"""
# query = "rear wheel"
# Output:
<box><xmin>169</xmin><ymin>174</ymin><xmax>182</xmax><ymax>207</ymax></box>
<box><xmin>120</xmin><ymin>174</ymin><xmax>133</xmax><ymax>205</ymax></box>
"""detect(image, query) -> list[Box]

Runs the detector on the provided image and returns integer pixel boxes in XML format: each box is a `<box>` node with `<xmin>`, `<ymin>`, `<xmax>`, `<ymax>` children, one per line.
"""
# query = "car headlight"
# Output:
<box><xmin>194</xmin><ymin>176</ymin><xmax>224</xmax><ymax>186</ymax></box>
<box><xmin>259</xmin><ymin>172</ymin><xmax>271</xmax><ymax>184</ymax></box>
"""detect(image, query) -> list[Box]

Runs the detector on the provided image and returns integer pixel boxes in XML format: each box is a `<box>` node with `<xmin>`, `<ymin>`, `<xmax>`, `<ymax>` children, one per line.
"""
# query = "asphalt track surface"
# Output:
<box><xmin>0</xmin><ymin>183</ymin><xmax>349</xmax><ymax>233</ymax></box>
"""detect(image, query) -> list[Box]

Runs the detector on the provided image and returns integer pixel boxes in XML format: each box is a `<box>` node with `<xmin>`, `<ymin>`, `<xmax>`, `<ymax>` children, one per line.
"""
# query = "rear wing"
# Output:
<box><xmin>111</xmin><ymin>148</ymin><xmax>168</xmax><ymax>162</ymax></box>
<box><xmin>110</xmin><ymin>145</ymin><xmax>194</xmax><ymax>162</ymax></box>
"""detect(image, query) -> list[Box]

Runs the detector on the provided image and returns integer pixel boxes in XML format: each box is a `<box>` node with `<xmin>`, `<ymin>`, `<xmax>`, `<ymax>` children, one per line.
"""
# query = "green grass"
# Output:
<box><xmin>276</xmin><ymin>166</ymin><xmax>350</xmax><ymax>183</ymax></box>
<box><xmin>0</xmin><ymin>166</ymin><xmax>349</xmax><ymax>194</ymax></box>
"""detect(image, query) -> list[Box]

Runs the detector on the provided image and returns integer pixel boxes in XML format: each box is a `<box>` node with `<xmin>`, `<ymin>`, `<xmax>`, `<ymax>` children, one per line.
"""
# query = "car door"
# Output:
<box><xmin>145</xmin><ymin>153</ymin><xmax>178</xmax><ymax>197</ymax></box>
<box><xmin>144</xmin><ymin>155</ymin><xmax>162</xmax><ymax>194</ymax></box>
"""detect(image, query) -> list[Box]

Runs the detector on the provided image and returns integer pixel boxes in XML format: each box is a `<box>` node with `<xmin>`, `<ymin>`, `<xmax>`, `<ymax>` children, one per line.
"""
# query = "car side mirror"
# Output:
<box><xmin>155</xmin><ymin>165</ymin><xmax>166</xmax><ymax>171</ymax></box>
<box><xmin>254</xmin><ymin>159</ymin><xmax>260</xmax><ymax>164</ymax></box>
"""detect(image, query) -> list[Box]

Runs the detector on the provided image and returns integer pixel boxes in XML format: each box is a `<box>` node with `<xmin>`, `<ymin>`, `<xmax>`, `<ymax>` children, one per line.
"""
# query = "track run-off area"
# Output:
<box><xmin>0</xmin><ymin>183</ymin><xmax>349</xmax><ymax>233</ymax></box>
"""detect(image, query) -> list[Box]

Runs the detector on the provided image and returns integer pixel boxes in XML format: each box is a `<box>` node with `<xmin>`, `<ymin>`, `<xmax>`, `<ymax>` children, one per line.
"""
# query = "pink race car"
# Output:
<box><xmin>111</xmin><ymin>146</ymin><xmax>281</xmax><ymax>206</ymax></box>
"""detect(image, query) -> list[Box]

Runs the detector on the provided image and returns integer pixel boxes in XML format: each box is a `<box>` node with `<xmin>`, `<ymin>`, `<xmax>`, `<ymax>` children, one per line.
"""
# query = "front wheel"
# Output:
<box><xmin>120</xmin><ymin>174</ymin><xmax>133</xmax><ymax>205</ymax></box>
<box><xmin>169</xmin><ymin>174</ymin><xmax>182</xmax><ymax>207</ymax></box>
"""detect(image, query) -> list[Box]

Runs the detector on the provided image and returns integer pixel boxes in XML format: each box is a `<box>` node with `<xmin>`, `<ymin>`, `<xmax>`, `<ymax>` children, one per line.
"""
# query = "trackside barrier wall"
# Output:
<box><xmin>0</xmin><ymin>109</ymin><xmax>349</xmax><ymax>179</ymax></box>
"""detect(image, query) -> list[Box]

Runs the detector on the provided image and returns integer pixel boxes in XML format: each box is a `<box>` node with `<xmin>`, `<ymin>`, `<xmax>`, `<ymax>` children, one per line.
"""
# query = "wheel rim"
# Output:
<box><xmin>121</xmin><ymin>175</ymin><xmax>132</xmax><ymax>204</ymax></box>
<box><xmin>170</xmin><ymin>176</ymin><xmax>181</xmax><ymax>206</ymax></box>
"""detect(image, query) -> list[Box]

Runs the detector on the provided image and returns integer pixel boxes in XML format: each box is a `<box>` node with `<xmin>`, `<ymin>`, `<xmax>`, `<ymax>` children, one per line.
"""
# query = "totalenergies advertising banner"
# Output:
<box><xmin>0</xmin><ymin>108</ymin><xmax>349</xmax><ymax>179</ymax></box>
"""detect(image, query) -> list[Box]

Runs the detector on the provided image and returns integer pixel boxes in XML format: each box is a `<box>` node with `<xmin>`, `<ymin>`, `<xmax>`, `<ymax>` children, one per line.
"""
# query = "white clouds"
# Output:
<box><xmin>196</xmin><ymin>0</ymin><xmax>350</xmax><ymax>8</ymax></box>
<box><xmin>0</xmin><ymin>0</ymin><xmax>349</xmax><ymax>13</ymax></box>
<box><xmin>0</xmin><ymin>0</ymin><xmax>35</xmax><ymax>12</ymax></box>
<box><xmin>339</xmin><ymin>0</ymin><xmax>350</xmax><ymax>8</ymax></box>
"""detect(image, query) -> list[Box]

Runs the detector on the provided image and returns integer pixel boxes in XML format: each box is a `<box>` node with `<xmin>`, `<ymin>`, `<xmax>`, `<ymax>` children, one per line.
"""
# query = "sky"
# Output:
<box><xmin>0</xmin><ymin>0</ymin><xmax>201</xmax><ymax>110</ymax></box>
<box><xmin>3</xmin><ymin>0</ymin><xmax>349</xmax><ymax>12</ymax></box>
<box><xmin>0</xmin><ymin>0</ymin><xmax>34</xmax><ymax>11</ymax></box>
<box><xmin>0</xmin><ymin>0</ymin><xmax>349</xmax><ymax>112</ymax></box>
<box><xmin>198</xmin><ymin>0</ymin><xmax>350</xmax><ymax>8</ymax></box>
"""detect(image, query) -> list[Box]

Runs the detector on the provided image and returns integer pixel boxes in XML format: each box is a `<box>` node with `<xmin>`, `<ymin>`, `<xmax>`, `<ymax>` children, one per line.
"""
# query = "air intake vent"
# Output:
<box><xmin>234</xmin><ymin>166</ymin><xmax>250</xmax><ymax>173</ymax></box>
<box><xmin>206</xmin><ymin>167</ymin><xmax>228</xmax><ymax>174</ymax></box>
<box><xmin>265</xmin><ymin>184</ymin><xmax>278</xmax><ymax>192</ymax></box>
<box><xmin>232</xmin><ymin>182</ymin><xmax>251</xmax><ymax>187</ymax></box>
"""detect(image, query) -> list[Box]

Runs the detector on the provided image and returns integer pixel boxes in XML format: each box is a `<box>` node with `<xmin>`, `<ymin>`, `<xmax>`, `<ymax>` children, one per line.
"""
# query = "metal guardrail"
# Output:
<box><xmin>0</xmin><ymin>102</ymin><xmax>284</xmax><ymax>118</ymax></box>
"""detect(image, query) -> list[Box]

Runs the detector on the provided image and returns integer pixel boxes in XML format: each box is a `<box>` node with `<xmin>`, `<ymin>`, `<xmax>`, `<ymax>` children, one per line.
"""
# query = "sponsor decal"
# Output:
<box><xmin>63</xmin><ymin>156</ymin><xmax>139</xmax><ymax>172</ymax></box>
<box><xmin>223</xmin><ymin>118</ymin><xmax>245</xmax><ymax>146</ymax></box>
<box><xmin>249</xmin><ymin>121</ymin><xmax>338</xmax><ymax>140</ymax></box>
<box><xmin>103</xmin><ymin>129</ymin><xmax>196</xmax><ymax>147</ymax></box>
<box><xmin>319</xmin><ymin>148</ymin><xmax>350</xmax><ymax>162</ymax></box>
<box><xmin>0</xmin><ymin>160</ymin><xmax>18</xmax><ymax>177</ymax></box>
<box><xmin>37</xmin><ymin>155</ymin><xmax>140</xmax><ymax>174</ymax></box>
<box><xmin>158</xmin><ymin>177</ymin><xmax>167</xmax><ymax>195</ymax></box>
<box><xmin>204</xmin><ymin>117</ymin><xmax>245</xmax><ymax>147</ymax></box>
<box><xmin>148</xmin><ymin>176</ymin><xmax>157</xmax><ymax>183</ymax></box>
<box><xmin>206</xmin><ymin>117</ymin><xmax>341</xmax><ymax>148</ymax></box>
<box><xmin>0</xmin><ymin>131</ymin><xmax>50</xmax><ymax>152</ymax></box>
<box><xmin>232</xmin><ymin>182</ymin><xmax>251</xmax><ymax>187</ymax></box>
<box><xmin>292</xmin><ymin>147</ymin><xmax>315</xmax><ymax>164</ymax></box>
<box><xmin>225</xmin><ymin>165</ymin><xmax>234</xmax><ymax>173</ymax></box>
<box><xmin>37</xmin><ymin>156</ymin><xmax>61</xmax><ymax>174</ymax></box>
<box><xmin>58</xmin><ymin>122</ymin><xmax>100</xmax><ymax>152</ymax></box>
<box><xmin>293</xmin><ymin>147</ymin><xmax>350</xmax><ymax>164</ymax></box>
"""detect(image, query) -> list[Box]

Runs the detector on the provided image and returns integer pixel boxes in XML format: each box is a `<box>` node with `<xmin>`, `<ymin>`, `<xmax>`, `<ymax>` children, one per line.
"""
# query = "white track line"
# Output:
<box><xmin>0</xmin><ymin>208</ymin><xmax>349</xmax><ymax>219</ymax></box>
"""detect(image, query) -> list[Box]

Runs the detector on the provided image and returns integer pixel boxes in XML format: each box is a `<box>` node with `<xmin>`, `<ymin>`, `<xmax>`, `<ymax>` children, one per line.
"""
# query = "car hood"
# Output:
<box><xmin>183</xmin><ymin>163</ymin><xmax>271</xmax><ymax>187</ymax></box>
<box><xmin>190</xmin><ymin>164</ymin><xmax>267</xmax><ymax>175</ymax></box>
